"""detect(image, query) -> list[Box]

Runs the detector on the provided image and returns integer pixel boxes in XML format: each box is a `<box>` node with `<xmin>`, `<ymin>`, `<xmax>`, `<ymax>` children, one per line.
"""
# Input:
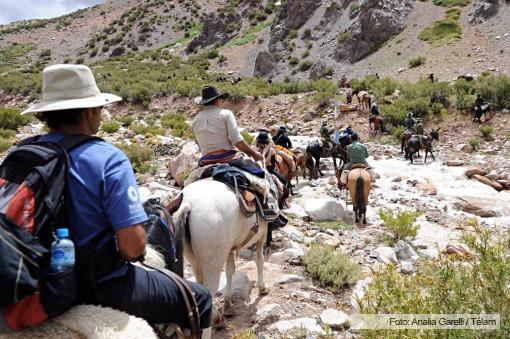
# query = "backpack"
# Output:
<box><xmin>0</xmin><ymin>134</ymin><xmax>100</xmax><ymax>331</ymax></box>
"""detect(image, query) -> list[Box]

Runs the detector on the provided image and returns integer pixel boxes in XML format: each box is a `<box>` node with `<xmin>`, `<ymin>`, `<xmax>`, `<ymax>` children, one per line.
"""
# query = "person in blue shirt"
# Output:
<box><xmin>21</xmin><ymin>64</ymin><xmax>212</xmax><ymax>337</ymax></box>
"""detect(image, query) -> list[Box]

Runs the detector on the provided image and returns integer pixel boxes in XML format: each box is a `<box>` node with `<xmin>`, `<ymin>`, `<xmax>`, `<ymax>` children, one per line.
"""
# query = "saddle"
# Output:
<box><xmin>351</xmin><ymin>163</ymin><xmax>368</xmax><ymax>170</ymax></box>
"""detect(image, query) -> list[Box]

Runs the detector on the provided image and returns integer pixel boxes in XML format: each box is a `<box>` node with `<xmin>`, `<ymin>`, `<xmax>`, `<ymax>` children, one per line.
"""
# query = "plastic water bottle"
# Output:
<box><xmin>50</xmin><ymin>228</ymin><xmax>75</xmax><ymax>273</ymax></box>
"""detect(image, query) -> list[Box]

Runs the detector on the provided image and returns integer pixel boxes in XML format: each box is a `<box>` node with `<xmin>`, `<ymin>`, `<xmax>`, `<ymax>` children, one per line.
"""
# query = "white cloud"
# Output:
<box><xmin>0</xmin><ymin>0</ymin><xmax>103</xmax><ymax>25</ymax></box>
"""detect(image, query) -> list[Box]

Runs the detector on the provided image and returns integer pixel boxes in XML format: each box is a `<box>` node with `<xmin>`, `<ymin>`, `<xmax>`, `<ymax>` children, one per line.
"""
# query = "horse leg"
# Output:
<box><xmin>223</xmin><ymin>251</ymin><xmax>235</xmax><ymax>318</ymax></box>
<box><xmin>256</xmin><ymin>226</ymin><xmax>269</xmax><ymax>296</ymax></box>
<box><xmin>430</xmin><ymin>150</ymin><xmax>435</xmax><ymax>161</ymax></box>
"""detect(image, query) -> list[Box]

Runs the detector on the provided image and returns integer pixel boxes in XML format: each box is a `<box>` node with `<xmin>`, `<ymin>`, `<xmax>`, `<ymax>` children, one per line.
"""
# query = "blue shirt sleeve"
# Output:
<box><xmin>102</xmin><ymin>150</ymin><xmax>148</xmax><ymax>230</ymax></box>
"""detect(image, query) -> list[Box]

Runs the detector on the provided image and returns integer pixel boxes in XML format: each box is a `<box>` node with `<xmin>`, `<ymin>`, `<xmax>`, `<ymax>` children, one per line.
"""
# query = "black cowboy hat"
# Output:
<box><xmin>256</xmin><ymin>131</ymin><xmax>270</xmax><ymax>144</ymax></box>
<box><xmin>279</xmin><ymin>126</ymin><xmax>287</xmax><ymax>131</ymax></box>
<box><xmin>197</xmin><ymin>85</ymin><xmax>229</xmax><ymax>105</ymax></box>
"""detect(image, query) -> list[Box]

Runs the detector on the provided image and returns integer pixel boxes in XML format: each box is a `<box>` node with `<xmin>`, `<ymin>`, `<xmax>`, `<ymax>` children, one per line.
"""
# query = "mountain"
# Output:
<box><xmin>0</xmin><ymin>0</ymin><xmax>509</xmax><ymax>84</ymax></box>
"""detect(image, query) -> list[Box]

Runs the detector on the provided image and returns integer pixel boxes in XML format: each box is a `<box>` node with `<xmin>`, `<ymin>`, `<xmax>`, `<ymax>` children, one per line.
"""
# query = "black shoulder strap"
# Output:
<box><xmin>18</xmin><ymin>135</ymin><xmax>41</xmax><ymax>147</ymax></box>
<box><xmin>56</xmin><ymin>134</ymin><xmax>103</xmax><ymax>152</ymax></box>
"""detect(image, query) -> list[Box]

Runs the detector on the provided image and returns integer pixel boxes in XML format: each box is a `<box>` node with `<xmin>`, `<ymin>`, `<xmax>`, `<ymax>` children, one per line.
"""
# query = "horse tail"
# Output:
<box><xmin>355</xmin><ymin>176</ymin><xmax>364</xmax><ymax>210</ymax></box>
<box><xmin>173</xmin><ymin>200</ymin><xmax>191</xmax><ymax>276</ymax></box>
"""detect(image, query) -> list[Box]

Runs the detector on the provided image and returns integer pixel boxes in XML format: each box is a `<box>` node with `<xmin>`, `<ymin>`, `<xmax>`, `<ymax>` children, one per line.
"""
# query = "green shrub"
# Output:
<box><xmin>349</xmin><ymin>3</ymin><xmax>360</xmax><ymax>13</ymax></box>
<box><xmin>391</xmin><ymin>125</ymin><xmax>405</xmax><ymax>141</ymax></box>
<box><xmin>479</xmin><ymin>125</ymin><xmax>493</xmax><ymax>138</ymax></box>
<box><xmin>289</xmin><ymin>56</ymin><xmax>299</xmax><ymax>66</ymax></box>
<box><xmin>241</xmin><ymin>131</ymin><xmax>254</xmax><ymax>145</ymax></box>
<box><xmin>302</xmin><ymin>244</ymin><xmax>362</xmax><ymax>291</ymax></box>
<box><xmin>116</xmin><ymin>115</ymin><xmax>135</xmax><ymax>127</ymax></box>
<box><xmin>418</xmin><ymin>10</ymin><xmax>461</xmax><ymax>47</ymax></box>
<box><xmin>206</xmin><ymin>49</ymin><xmax>219</xmax><ymax>59</ymax></box>
<box><xmin>408</xmin><ymin>56</ymin><xmax>426</xmax><ymax>68</ymax></box>
<box><xmin>0</xmin><ymin>139</ymin><xmax>12</xmax><ymax>153</ymax></box>
<box><xmin>378</xmin><ymin>209</ymin><xmax>422</xmax><ymax>241</ymax></box>
<box><xmin>313</xmin><ymin>220</ymin><xmax>349</xmax><ymax>231</ymax></box>
<box><xmin>101</xmin><ymin>121</ymin><xmax>120</xmax><ymax>133</ymax></box>
<box><xmin>0</xmin><ymin>108</ymin><xmax>31</xmax><ymax>130</ymax></box>
<box><xmin>160</xmin><ymin>113</ymin><xmax>190</xmax><ymax>138</ymax></box>
<box><xmin>323</xmin><ymin>66</ymin><xmax>334</xmax><ymax>77</ymax></box>
<box><xmin>359</xmin><ymin>220</ymin><xmax>510</xmax><ymax>338</ymax></box>
<box><xmin>116</xmin><ymin>143</ymin><xmax>153</xmax><ymax>172</ymax></box>
<box><xmin>474</xmin><ymin>73</ymin><xmax>510</xmax><ymax>109</ymax></box>
<box><xmin>0</xmin><ymin>128</ymin><xmax>16</xmax><ymax>139</ymax></box>
<box><xmin>130</xmin><ymin>123</ymin><xmax>165</xmax><ymax>136</ymax></box>
<box><xmin>469</xmin><ymin>137</ymin><xmax>480</xmax><ymax>150</ymax></box>
<box><xmin>432</xmin><ymin>0</ymin><xmax>470</xmax><ymax>7</ymax></box>
<box><xmin>299</xmin><ymin>60</ymin><xmax>313</xmax><ymax>71</ymax></box>
<box><xmin>337</xmin><ymin>30</ymin><xmax>351</xmax><ymax>44</ymax></box>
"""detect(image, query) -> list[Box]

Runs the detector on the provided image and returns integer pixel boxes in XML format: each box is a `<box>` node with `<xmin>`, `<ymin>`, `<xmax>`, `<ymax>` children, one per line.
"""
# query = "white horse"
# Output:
<box><xmin>173</xmin><ymin>179</ymin><xmax>269</xmax><ymax>325</ymax></box>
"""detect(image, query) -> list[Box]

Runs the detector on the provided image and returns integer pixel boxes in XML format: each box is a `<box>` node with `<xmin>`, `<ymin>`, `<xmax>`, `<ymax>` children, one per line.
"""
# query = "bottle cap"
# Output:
<box><xmin>56</xmin><ymin>228</ymin><xmax>69</xmax><ymax>238</ymax></box>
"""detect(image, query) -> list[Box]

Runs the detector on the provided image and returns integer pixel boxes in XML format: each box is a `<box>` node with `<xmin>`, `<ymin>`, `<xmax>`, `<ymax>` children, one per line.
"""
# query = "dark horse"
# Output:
<box><xmin>473</xmin><ymin>103</ymin><xmax>492</xmax><ymax>123</ymax></box>
<box><xmin>305</xmin><ymin>137</ymin><xmax>347</xmax><ymax>180</ymax></box>
<box><xmin>143</xmin><ymin>198</ymin><xmax>184</xmax><ymax>275</ymax></box>
<box><xmin>405</xmin><ymin>128</ymin><xmax>440</xmax><ymax>164</ymax></box>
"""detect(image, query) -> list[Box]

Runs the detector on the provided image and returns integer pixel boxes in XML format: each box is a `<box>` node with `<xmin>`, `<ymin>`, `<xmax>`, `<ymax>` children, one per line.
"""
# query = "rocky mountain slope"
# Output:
<box><xmin>0</xmin><ymin>0</ymin><xmax>509</xmax><ymax>81</ymax></box>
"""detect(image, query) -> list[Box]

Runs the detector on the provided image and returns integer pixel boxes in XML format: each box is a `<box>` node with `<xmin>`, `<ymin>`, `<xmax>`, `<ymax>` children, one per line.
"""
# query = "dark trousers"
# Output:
<box><xmin>92</xmin><ymin>264</ymin><xmax>212</xmax><ymax>329</ymax></box>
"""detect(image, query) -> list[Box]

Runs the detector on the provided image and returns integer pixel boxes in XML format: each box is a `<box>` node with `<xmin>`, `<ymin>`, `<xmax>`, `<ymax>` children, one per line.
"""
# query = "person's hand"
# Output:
<box><xmin>252</xmin><ymin>151</ymin><xmax>264</xmax><ymax>162</ymax></box>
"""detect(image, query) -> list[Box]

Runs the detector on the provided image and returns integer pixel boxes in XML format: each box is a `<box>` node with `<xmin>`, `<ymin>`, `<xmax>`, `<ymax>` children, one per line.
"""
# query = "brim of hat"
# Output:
<box><xmin>197</xmin><ymin>93</ymin><xmax>229</xmax><ymax>105</ymax></box>
<box><xmin>21</xmin><ymin>93</ymin><xmax>122</xmax><ymax>115</ymax></box>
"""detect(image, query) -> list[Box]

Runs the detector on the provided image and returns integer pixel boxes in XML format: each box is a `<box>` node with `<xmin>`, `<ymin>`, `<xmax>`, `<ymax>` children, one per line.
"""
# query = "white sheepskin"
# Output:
<box><xmin>5</xmin><ymin>247</ymin><xmax>166</xmax><ymax>339</ymax></box>
<box><xmin>8</xmin><ymin>305</ymin><xmax>157</xmax><ymax>339</ymax></box>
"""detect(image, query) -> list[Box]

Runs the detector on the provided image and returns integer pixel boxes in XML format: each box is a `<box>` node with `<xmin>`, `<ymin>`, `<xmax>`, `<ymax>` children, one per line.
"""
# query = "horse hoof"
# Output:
<box><xmin>223</xmin><ymin>306</ymin><xmax>234</xmax><ymax>318</ymax></box>
<box><xmin>259</xmin><ymin>286</ymin><xmax>270</xmax><ymax>296</ymax></box>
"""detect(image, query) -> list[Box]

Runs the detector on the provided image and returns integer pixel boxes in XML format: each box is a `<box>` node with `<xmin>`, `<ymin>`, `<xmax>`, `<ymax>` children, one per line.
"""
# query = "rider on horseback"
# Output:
<box><xmin>340</xmin><ymin>133</ymin><xmax>376</xmax><ymax>184</ymax></box>
<box><xmin>404</xmin><ymin>112</ymin><xmax>415</xmax><ymax>130</ymax></box>
<box><xmin>272</xmin><ymin>126</ymin><xmax>297</xmax><ymax>175</ymax></box>
<box><xmin>474</xmin><ymin>93</ymin><xmax>486</xmax><ymax>111</ymax></box>
<box><xmin>414</xmin><ymin>118</ymin><xmax>424</xmax><ymax>135</ymax></box>
<box><xmin>273</xmin><ymin>126</ymin><xmax>292</xmax><ymax>149</ymax></box>
<box><xmin>369</xmin><ymin>103</ymin><xmax>380</xmax><ymax>120</ymax></box>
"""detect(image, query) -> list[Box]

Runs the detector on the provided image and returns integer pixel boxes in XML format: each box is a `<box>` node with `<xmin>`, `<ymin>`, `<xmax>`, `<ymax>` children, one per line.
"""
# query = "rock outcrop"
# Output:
<box><xmin>469</xmin><ymin>0</ymin><xmax>501</xmax><ymax>24</ymax></box>
<box><xmin>187</xmin><ymin>12</ymin><xmax>241</xmax><ymax>52</ymax></box>
<box><xmin>335</xmin><ymin>0</ymin><xmax>414</xmax><ymax>63</ymax></box>
<box><xmin>254</xmin><ymin>51</ymin><xmax>277</xmax><ymax>76</ymax></box>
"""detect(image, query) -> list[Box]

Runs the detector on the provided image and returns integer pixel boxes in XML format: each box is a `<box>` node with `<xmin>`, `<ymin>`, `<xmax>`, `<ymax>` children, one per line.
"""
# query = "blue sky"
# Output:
<box><xmin>0</xmin><ymin>0</ymin><xmax>103</xmax><ymax>25</ymax></box>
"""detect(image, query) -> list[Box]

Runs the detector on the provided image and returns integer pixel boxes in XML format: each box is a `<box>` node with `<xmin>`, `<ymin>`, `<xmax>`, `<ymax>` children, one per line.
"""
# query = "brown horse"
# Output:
<box><xmin>357</xmin><ymin>91</ymin><xmax>372</xmax><ymax>110</ymax></box>
<box><xmin>347</xmin><ymin>167</ymin><xmax>371</xmax><ymax>226</ymax></box>
<box><xmin>294</xmin><ymin>150</ymin><xmax>307</xmax><ymax>180</ymax></box>
<box><xmin>275</xmin><ymin>153</ymin><xmax>296</xmax><ymax>194</ymax></box>
<box><xmin>369</xmin><ymin>115</ymin><xmax>386</xmax><ymax>135</ymax></box>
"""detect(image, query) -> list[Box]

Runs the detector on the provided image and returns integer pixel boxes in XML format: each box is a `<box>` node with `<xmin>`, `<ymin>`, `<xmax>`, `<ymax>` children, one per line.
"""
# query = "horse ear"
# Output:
<box><xmin>436</xmin><ymin>128</ymin><xmax>441</xmax><ymax>132</ymax></box>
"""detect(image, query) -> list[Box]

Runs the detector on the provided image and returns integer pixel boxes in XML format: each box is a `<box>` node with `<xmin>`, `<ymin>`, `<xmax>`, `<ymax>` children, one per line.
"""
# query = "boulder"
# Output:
<box><xmin>394</xmin><ymin>240</ymin><xmax>418</xmax><ymax>260</ymax></box>
<box><xmin>454</xmin><ymin>197</ymin><xmax>497</xmax><ymax>218</ymax></box>
<box><xmin>282</xmin><ymin>226</ymin><xmax>305</xmax><ymax>242</ymax></box>
<box><xmin>218</xmin><ymin>271</ymin><xmax>252</xmax><ymax>301</ymax></box>
<box><xmin>472</xmin><ymin>174</ymin><xmax>503</xmax><ymax>191</ymax></box>
<box><xmin>374</xmin><ymin>246</ymin><xmax>398</xmax><ymax>264</ymax></box>
<box><xmin>304</xmin><ymin>198</ymin><xmax>347</xmax><ymax>221</ymax></box>
<box><xmin>110</xmin><ymin>46</ymin><xmax>125</xmax><ymax>57</ymax></box>
<box><xmin>444</xmin><ymin>243</ymin><xmax>472</xmax><ymax>257</ymax></box>
<box><xmin>469</xmin><ymin>0</ymin><xmax>500</xmax><ymax>24</ymax></box>
<box><xmin>169</xmin><ymin>153</ymin><xmax>196</xmax><ymax>187</ymax></box>
<box><xmin>319</xmin><ymin>309</ymin><xmax>350</xmax><ymax>329</ymax></box>
<box><xmin>180</xmin><ymin>141</ymin><xmax>199</xmax><ymax>156</ymax></box>
<box><xmin>275</xmin><ymin>274</ymin><xmax>303</xmax><ymax>285</ymax></box>
<box><xmin>270</xmin><ymin>318</ymin><xmax>325</xmax><ymax>335</ymax></box>
<box><xmin>400</xmin><ymin>261</ymin><xmax>415</xmax><ymax>274</ymax></box>
<box><xmin>456</xmin><ymin>143</ymin><xmax>473</xmax><ymax>153</ymax></box>
<box><xmin>187</xmin><ymin>12</ymin><xmax>241</xmax><ymax>52</ymax></box>
<box><xmin>257</xmin><ymin>303</ymin><xmax>281</xmax><ymax>325</ymax></box>
<box><xmin>254</xmin><ymin>51</ymin><xmax>277</xmax><ymax>77</ymax></box>
<box><xmin>314</xmin><ymin>232</ymin><xmax>341</xmax><ymax>248</ymax></box>
<box><xmin>416</xmin><ymin>182</ymin><xmax>437</xmax><ymax>195</ymax></box>
<box><xmin>446</xmin><ymin>160</ymin><xmax>465</xmax><ymax>167</ymax></box>
<box><xmin>465</xmin><ymin>167</ymin><xmax>486</xmax><ymax>178</ymax></box>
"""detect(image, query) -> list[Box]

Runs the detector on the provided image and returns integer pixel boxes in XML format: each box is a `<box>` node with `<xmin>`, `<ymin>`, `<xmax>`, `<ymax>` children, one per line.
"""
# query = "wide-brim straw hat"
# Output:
<box><xmin>22</xmin><ymin>64</ymin><xmax>121</xmax><ymax>115</ymax></box>
<box><xmin>195</xmin><ymin>86</ymin><xmax>229</xmax><ymax>105</ymax></box>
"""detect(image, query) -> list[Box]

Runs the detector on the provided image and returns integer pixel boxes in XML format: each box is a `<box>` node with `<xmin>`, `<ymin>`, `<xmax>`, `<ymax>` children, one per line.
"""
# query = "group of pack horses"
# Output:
<box><xmin>34</xmin><ymin>93</ymin><xmax>494</xmax><ymax>337</ymax></box>
<box><xmin>136</xmin><ymin>95</ymin><xmax>450</xmax><ymax>333</ymax></box>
